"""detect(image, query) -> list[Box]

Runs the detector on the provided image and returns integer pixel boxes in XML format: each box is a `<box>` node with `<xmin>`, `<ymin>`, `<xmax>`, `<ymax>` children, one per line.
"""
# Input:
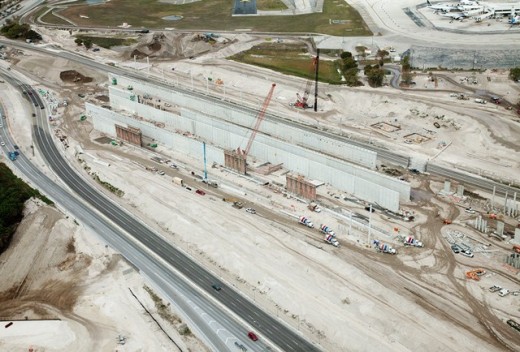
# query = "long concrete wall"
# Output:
<box><xmin>109</xmin><ymin>74</ymin><xmax>378</xmax><ymax>170</ymax></box>
<box><xmin>88</xmin><ymin>84</ymin><xmax>410</xmax><ymax>211</ymax></box>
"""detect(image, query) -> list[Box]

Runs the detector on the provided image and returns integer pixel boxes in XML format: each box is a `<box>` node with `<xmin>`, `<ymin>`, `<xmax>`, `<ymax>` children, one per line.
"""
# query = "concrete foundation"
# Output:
<box><xmin>286</xmin><ymin>174</ymin><xmax>317</xmax><ymax>200</ymax></box>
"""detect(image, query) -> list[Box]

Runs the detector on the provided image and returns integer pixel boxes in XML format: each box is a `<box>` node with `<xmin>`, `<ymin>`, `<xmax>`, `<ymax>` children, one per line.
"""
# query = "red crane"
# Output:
<box><xmin>237</xmin><ymin>83</ymin><xmax>276</xmax><ymax>157</ymax></box>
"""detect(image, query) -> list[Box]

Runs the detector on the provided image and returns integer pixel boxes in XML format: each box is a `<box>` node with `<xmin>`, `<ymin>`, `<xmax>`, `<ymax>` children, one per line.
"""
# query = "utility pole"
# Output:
<box><xmin>203</xmin><ymin>141</ymin><xmax>207</xmax><ymax>181</ymax></box>
<box><xmin>313</xmin><ymin>49</ymin><xmax>320</xmax><ymax>112</ymax></box>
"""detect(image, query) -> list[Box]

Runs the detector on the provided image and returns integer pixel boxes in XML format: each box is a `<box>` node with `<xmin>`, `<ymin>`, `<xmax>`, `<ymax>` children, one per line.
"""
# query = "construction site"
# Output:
<box><xmin>1</xmin><ymin>18</ymin><xmax>520</xmax><ymax>352</ymax></box>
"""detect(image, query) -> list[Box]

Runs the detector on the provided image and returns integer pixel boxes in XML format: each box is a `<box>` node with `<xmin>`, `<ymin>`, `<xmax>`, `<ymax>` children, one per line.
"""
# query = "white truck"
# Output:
<box><xmin>373</xmin><ymin>240</ymin><xmax>396</xmax><ymax>254</ymax></box>
<box><xmin>324</xmin><ymin>233</ymin><xmax>339</xmax><ymax>247</ymax></box>
<box><xmin>474</xmin><ymin>98</ymin><xmax>487</xmax><ymax>104</ymax></box>
<box><xmin>298</xmin><ymin>216</ymin><xmax>314</xmax><ymax>228</ymax></box>
<box><xmin>403</xmin><ymin>236</ymin><xmax>423</xmax><ymax>248</ymax></box>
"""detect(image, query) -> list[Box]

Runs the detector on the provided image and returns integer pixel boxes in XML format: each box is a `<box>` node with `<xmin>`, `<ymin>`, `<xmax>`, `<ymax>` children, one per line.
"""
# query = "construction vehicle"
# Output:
<box><xmin>298</xmin><ymin>216</ymin><xmax>314</xmax><ymax>228</ymax></box>
<box><xmin>465</xmin><ymin>268</ymin><xmax>486</xmax><ymax>281</ymax></box>
<box><xmin>373</xmin><ymin>240</ymin><xmax>396</xmax><ymax>254</ymax></box>
<box><xmin>474</xmin><ymin>98</ymin><xmax>487</xmax><ymax>104</ymax></box>
<box><xmin>293</xmin><ymin>50</ymin><xmax>319</xmax><ymax>111</ymax></box>
<box><xmin>324</xmin><ymin>233</ymin><xmax>339</xmax><ymax>247</ymax></box>
<box><xmin>232</xmin><ymin>201</ymin><xmax>243</xmax><ymax>209</ymax></box>
<box><xmin>172</xmin><ymin>177</ymin><xmax>184</xmax><ymax>186</ymax></box>
<box><xmin>308</xmin><ymin>202</ymin><xmax>321</xmax><ymax>213</ymax></box>
<box><xmin>231</xmin><ymin>83</ymin><xmax>276</xmax><ymax>174</ymax></box>
<box><xmin>513</xmin><ymin>244</ymin><xmax>520</xmax><ymax>254</ymax></box>
<box><xmin>507</xmin><ymin>319</ymin><xmax>520</xmax><ymax>332</ymax></box>
<box><xmin>403</xmin><ymin>236</ymin><xmax>423</xmax><ymax>248</ymax></box>
<box><xmin>319</xmin><ymin>224</ymin><xmax>335</xmax><ymax>237</ymax></box>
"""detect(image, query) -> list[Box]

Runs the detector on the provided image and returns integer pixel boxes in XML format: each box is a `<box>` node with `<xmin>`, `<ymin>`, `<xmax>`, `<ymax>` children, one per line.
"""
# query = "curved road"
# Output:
<box><xmin>2</xmin><ymin>74</ymin><xmax>319</xmax><ymax>351</ymax></box>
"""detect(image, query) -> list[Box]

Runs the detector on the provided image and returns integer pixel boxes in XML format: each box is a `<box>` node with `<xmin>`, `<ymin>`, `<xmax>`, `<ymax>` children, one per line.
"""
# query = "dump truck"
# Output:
<box><xmin>403</xmin><ymin>236</ymin><xmax>423</xmax><ymax>248</ymax></box>
<box><xmin>298</xmin><ymin>216</ymin><xmax>314</xmax><ymax>228</ymax></box>
<box><xmin>308</xmin><ymin>202</ymin><xmax>321</xmax><ymax>213</ymax></box>
<box><xmin>324</xmin><ymin>233</ymin><xmax>339</xmax><ymax>247</ymax></box>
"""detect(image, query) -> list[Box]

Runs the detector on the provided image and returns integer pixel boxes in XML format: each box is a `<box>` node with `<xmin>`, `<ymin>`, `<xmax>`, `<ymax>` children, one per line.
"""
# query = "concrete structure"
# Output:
<box><xmin>224</xmin><ymin>149</ymin><xmax>247</xmax><ymax>174</ymax></box>
<box><xmin>87</xmin><ymin>74</ymin><xmax>411</xmax><ymax>211</ymax></box>
<box><xmin>115</xmin><ymin>124</ymin><xmax>142</xmax><ymax>146</ymax></box>
<box><xmin>286</xmin><ymin>174</ymin><xmax>317</xmax><ymax>200</ymax></box>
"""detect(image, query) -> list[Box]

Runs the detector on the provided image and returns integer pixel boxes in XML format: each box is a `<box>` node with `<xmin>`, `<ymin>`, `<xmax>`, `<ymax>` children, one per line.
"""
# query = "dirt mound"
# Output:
<box><xmin>130</xmin><ymin>48</ymin><xmax>147</xmax><ymax>60</ymax></box>
<box><xmin>60</xmin><ymin>70</ymin><xmax>93</xmax><ymax>84</ymax></box>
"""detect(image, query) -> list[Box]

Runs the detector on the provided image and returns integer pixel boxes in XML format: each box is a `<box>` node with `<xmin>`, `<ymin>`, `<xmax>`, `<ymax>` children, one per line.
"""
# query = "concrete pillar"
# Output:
<box><xmin>443</xmin><ymin>180</ymin><xmax>451</xmax><ymax>193</ymax></box>
<box><xmin>496</xmin><ymin>221</ymin><xmax>504</xmax><ymax>236</ymax></box>
<box><xmin>457</xmin><ymin>185</ymin><xmax>464</xmax><ymax>197</ymax></box>
<box><xmin>513</xmin><ymin>228</ymin><xmax>520</xmax><ymax>245</ymax></box>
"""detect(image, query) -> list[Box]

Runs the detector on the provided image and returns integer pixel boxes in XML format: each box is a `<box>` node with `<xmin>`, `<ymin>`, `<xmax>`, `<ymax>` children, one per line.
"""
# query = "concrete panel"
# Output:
<box><xmin>108</xmin><ymin>76</ymin><xmax>377</xmax><ymax>169</ymax></box>
<box><xmin>98</xmin><ymin>76</ymin><xmax>411</xmax><ymax>211</ymax></box>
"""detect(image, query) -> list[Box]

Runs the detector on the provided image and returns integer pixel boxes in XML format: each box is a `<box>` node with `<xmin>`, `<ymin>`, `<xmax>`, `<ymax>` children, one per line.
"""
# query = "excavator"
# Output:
<box><xmin>465</xmin><ymin>268</ymin><xmax>486</xmax><ymax>281</ymax></box>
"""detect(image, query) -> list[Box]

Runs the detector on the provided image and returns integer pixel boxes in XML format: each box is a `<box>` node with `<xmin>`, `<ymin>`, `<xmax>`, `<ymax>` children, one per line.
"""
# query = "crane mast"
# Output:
<box><xmin>239</xmin><ymin>83</ymin><xmax>276</xmax><ymax>157</ymax></box>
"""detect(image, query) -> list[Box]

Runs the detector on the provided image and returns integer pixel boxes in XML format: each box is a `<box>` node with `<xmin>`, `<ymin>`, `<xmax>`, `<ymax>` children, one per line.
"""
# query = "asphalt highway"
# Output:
<box><xmin>2</xmin><ymin>72</ymin><xmax>320</xmax><ymax>351</ymax></box>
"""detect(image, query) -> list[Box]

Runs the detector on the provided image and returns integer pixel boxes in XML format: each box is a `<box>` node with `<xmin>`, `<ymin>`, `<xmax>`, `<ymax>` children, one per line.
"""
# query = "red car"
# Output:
<box><xmin>195</xmin><ymin>189</ymin><xmax>205</xmax><ymax>196</ymax></box>
<box><xmin>247</xmin><ymin>331</ymin><xmax>258</xmax><ymax>341</ymax></box>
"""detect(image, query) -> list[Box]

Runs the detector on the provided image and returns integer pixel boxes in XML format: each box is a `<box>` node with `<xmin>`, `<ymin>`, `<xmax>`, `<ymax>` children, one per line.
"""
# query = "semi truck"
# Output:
<box><xmin>324</xmin><ymin>233</ymin><xmax>339</xmax><ymax>247</ymax></box>
<box><xmin>403</xmin><ymin>236</ymin><xmax>423</xmax><ymax>248</ymax></box>
<box><xmin>298</xmin><ymin>216</ymin><xmax>314</xmax><ymax>228</ymax></box>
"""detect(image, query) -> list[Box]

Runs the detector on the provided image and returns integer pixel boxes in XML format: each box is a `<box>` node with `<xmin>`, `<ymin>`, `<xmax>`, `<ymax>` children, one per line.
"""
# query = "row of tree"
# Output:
<box><xmin>0</xmin><ymin>21</ymin><xmax>41</xmax><ymax>41</ymax></box>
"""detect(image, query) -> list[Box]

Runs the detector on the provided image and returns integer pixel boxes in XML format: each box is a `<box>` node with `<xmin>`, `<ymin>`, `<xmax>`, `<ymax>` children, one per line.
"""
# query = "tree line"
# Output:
<box><xmin>0</xmin><ymin>163</ymin><xmax>52</xmax><ymax>255</ymax></box>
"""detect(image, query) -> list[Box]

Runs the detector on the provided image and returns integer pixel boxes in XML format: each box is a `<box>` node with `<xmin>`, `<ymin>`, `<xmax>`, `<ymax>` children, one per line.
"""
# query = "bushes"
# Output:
<box><xmin>0</xmin><ymin>22</ymin><xmax>41</xmax><ymax>41</ymax></box>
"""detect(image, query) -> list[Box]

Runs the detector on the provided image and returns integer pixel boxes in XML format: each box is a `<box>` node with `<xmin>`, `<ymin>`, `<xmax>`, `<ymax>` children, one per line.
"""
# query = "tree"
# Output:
<box><xmin>74</xmin><ymin>38</ymin><xmax>83</xmax><ymax>46</ymax></box>
<box><xmin>401</xmin><ymin>54</ymin><xmax>414</xmax><ymax>85</ymax></box>
<box><xmin>366</xmin><ymin>66</ymin><xmax>385</xmax><ymax>87</ymax></box>
<box><xmin>510</xmin><ymin>67</ymin><xmax>520</xmax><ymax>81</ymax></box>
<box><xmin>83</xmin><ymin>39</ymin><xmax>93</xmax><ymax>50</ymax></box>
<box><xmin>339</xmin><ymin>51</ymin><xmax>361</xmax><ymax>86</ymax></box>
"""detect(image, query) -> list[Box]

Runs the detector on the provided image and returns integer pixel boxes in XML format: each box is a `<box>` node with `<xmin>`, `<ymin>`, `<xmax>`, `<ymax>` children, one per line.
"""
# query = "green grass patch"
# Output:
<box><xmin>39</xmin><ymin>8</ymin><xmax>74</xmax><ymax>26</ymax></box>
<box><xmin>256</xmin><ymin>0</ymin><xmax>287</xmax><ymax>11</ymax></box>
<box><xmin>76</xmin><ymin>35</ymin><xmax>138</xmax><ymax>48</ymax></box>
<box><xmin>231</xmin><ymin>42</ymin><xmax>343</xmax><ymax>84</ymax></box>
<box><xmin>55</xmin><ymin>0</ymin><xmax>371</xmax><ymax>36</ymax></box>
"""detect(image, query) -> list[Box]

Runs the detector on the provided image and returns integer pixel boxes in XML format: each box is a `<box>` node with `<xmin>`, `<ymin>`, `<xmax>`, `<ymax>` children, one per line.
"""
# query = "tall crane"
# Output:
<box><xmin>294</xmin><ymin>49</ymin><xmax>319</xmax><ymax>111</ymax></box>
<box><xmin>237</xmin><ymin>83</ymin><xmax>276</xmax><ymax>158</ymax></box>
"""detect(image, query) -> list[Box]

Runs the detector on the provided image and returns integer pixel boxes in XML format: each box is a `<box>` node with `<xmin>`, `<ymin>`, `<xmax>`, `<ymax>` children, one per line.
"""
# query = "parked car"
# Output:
<box><xmin>451</xmin><ymin>244</ymin><xmax>461</xmax><ymax>254</ymax></box>
<box><xmin>157</xmin><ymin>171</ymin><xmax>165</xmax><ymax>175</ymax></box>
<box><xmin>489</xmin><ymin>285</ymin><xmax>502</xmax><ymax>293</ymax></box>
<box><xmin>211</xmin><ymin>283</ymin><xmax>221</xmax><ymax>291</ymax></box>
<box><xmin>460</xmin><ymin>250</ymin><xmax>474</xmax><ymax>258</ymax></box>
<box><xmin>498</xmin><ymin>289</ymin><xmax>510</xmax><ymax>297</ymax></box>
<box><xmin>247</xmin><ymin>331</ymin><xmax>258</xmax><ymax>341</ymax></box>
<box><xmin>364</xmin><ymin>206</ymin><xmax>375</xmax><ymax>213</ymax></box>
<box><xmin>465</xmin><ymin>207</ymin><xmax>476</xmax><ymax>214</ymax></box>
<box><xmin>245</xmin><ymin>208</ymin><xmax>256</xmax><ymax>214</ymax></box>
<box><xmin>185</xmin><ymin>187</ymin><xmax>192</xmax><ymax>191</ymax></box>
<box><xmin>195</xmin><ymin>189</ymin><xmax>206</xmax><ymax>196</ymax></box>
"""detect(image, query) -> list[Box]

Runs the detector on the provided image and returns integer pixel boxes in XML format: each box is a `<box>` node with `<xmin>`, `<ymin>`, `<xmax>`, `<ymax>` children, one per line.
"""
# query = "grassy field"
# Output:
<box><xmin>256</xmin><ymin>0</ymin><xmax>287</xmax><ymax>11</ymax></box>
<box><xmin>56</xmin><ymin>0</ymin><xmax>371</xmax><ymax>36</ymax></box>
<box><xmin>231</xmin><ymin>43</ymin><xmax>344</xmax><ymax>84</ymax></box>
<box><xmin>39</xmin><ymin>8</ymin><xmax>76</xmax><ymax>26</ymax></box>
<box><xmin>76</xmin><ymin>35</ymin><xmax>138</xmax><ymax>48</ymax></box>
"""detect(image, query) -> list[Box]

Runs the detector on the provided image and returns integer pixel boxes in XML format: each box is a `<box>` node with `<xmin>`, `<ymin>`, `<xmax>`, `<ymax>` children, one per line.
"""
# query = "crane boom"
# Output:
<box><xmin>242</xmin><ymin>83</ymin><xmax>276</xmax><ymax>156</ymax></box>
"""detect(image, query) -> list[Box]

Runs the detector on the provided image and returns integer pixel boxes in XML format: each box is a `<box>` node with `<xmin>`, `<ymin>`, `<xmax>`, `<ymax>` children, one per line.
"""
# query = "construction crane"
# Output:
<box><xmin>294</xmin><ymin>49</ymin><xmax>320</xmax><ymax>111</ymax></box>
<box><xmin>237</xmin><ymin>83</ymin><xmax>276</xmax><ymax>158</ymax></box>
